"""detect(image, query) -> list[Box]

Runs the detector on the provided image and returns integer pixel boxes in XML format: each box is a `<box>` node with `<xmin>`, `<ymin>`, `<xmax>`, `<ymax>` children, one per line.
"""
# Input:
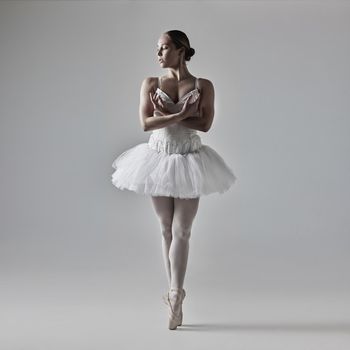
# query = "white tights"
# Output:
<box><xmin>151</xmin><ymin>196</ymin><xmax>200</xmax><ymax>291</ymax></box>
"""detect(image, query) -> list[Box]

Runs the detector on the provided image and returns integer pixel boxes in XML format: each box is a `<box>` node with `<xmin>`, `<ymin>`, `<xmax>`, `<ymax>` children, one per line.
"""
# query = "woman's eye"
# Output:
<box><xmin>156</xmin><ymin>47</ymin><xmax>168</xmax><ymax>53</ymax></box>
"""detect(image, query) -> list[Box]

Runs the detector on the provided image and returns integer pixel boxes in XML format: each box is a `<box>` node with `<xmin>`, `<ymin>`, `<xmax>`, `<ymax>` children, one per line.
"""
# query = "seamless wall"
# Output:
<box><xmin>0</xmin><ymin>0</ymin><xmax>349</xmax><ymax>299</ymax></box>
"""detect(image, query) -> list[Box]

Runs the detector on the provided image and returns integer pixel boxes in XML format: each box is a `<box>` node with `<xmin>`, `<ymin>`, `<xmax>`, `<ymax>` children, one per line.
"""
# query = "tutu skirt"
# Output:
<box><xmin>111</xmin><ymin>138</ymin><xmax>237</xmax><ymax>198</ymax></box>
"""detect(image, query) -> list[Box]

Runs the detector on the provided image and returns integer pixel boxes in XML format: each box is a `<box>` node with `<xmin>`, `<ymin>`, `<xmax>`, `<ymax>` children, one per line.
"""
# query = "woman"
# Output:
<box><xmin>111</xmin><ymin>30</ymin><xmax>237</xmax><ymax>330</ymax></box>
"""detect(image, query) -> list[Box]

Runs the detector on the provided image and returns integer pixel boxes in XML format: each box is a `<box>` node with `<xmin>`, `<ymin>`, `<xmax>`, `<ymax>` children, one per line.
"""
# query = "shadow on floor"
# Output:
<box><xmin>177</xmin><ymin>321</ymin><xmax>350</xmax><ymax>333</ymax></box>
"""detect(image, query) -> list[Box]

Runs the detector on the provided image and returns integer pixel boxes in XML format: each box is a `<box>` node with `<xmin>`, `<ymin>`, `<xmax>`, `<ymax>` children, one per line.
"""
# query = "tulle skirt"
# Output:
<box><xmin>111</xmin><ymin>142</ymin><xmax>237</xmax><ymax>199</ymax></box>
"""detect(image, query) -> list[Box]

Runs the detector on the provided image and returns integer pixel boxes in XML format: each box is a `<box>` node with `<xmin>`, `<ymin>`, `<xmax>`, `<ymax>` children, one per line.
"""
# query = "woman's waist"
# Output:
<box><xmin>148</xmin><ymin>129</ymin><xmax>202</xmax><ymax>154</ymax></box>
<box><xmin>149</xmin><ymin>125</ymin><xmax>200</xmax><ymax>140</ymax></box>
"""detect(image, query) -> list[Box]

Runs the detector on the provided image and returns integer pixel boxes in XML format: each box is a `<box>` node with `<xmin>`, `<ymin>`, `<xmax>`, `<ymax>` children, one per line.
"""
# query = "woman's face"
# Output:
<box><xmin>156</xmin><ymin>34</ymin><xmax>184</xmax><ymax>68</ymax></box>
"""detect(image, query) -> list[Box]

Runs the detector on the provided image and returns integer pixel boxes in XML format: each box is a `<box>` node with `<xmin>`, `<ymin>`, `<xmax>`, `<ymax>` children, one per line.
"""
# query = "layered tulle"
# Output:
<box><xmin>111</xmin><ymin>143</ymin><xmax>237</xmax><ymax>199</ymax></box>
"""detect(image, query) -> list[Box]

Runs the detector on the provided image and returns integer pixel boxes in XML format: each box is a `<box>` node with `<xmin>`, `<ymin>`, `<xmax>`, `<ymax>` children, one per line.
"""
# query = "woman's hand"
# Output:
<box><xmin>149</xmin><ymin>91</ymin><xmax>170</xmax><ymax>116</ymax></box>
<box><xmin>178</xmin><ymin>93</ymin><xmax>201</xmax><ymax>120</ymax></box>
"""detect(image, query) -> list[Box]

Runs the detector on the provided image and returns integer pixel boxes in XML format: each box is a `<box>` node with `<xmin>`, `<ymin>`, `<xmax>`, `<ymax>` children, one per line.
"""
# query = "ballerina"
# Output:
<box><xmin>111</xmin><ymin>29</ymin><xmax>237</xmax><ymax>330</ymax></box>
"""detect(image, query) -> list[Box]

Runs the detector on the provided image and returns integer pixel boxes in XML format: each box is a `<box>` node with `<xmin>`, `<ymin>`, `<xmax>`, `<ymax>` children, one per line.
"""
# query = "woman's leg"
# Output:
<box><xmin>151</xmin><ymin>196</ymin><xmax>175</xmax><ymax>288</ymax></box>
<box><xmin>169</xmin><ymin>197</ymin><xmax>200</xmax><ymax>291</ymax></box>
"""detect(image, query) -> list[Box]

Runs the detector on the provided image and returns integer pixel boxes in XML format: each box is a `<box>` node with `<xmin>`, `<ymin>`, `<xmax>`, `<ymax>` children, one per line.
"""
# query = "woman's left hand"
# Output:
<box><xmin>149</xmin><ymin>91</ymin><xmax>170</xmax><ymax>116</ymax></box>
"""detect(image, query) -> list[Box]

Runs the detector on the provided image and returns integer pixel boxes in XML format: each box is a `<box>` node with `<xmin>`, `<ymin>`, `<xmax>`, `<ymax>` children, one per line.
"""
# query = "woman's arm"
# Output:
<box><xmin>139</xmin><ymin>77</ymin><xmax>184</xmax><ymax>131</ymax></box>
<box><xmin>179</xmin><ymin>79</ymin><xmax>215</xmax><ymax>132</ymax></box>
<box><xmin>142</xmin><ymin>113</ymin><xmax>183</xmax><ymax>131</ymax></box>
<box><xmin>178</xmin><ymin>116</ymin><xmax>208</xmax><ymax>132</ymax></box>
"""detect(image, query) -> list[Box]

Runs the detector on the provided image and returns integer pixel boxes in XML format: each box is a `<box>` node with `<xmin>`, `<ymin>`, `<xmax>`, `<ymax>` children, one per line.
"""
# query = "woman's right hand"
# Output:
<box><xmin>149</xmin><ymin>91</ymin><xmax>170</xmax><ymax>116</ymax></box>
<box><xmin>178</xmin><ymin>94</ymin><xmax>200</xmax><ymax>120</ymax></box>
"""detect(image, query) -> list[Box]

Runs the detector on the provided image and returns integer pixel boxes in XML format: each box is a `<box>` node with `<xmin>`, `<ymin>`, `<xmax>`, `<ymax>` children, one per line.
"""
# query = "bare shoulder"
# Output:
<box><xmin>198</xmin><ymin>78</ymin><xmax>214</xmax><ymax>88</ymax></box>
<box><xmin>197</xmin><ymin>78</ymin><xmax>214</xmax><ymax>91</ymax></box>
<box><xmin>140</xmin><ymin>76</ymin><xmax>158</xmax><ymax>94</ymax></box>
<box><xmin>197</xmin><ymin>78</ymin><xmax>214</xmax><ymax>102</ymax></box>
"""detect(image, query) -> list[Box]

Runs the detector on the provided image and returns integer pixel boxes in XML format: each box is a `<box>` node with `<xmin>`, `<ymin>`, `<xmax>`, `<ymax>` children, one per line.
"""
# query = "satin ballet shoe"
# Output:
<box><xmin>162</xmin><ymin>288</ymin><xmax>186</xmax><ymax>307</ymax></box>
<box><xmin>163</xmin><ymin>288</ymin><xmax>186</xmax><ymax>330</ymax></box>
<box><xmin>162</xmin><ymin>288</ymin><xmax>186</xmax><ymax>323</ymax></box>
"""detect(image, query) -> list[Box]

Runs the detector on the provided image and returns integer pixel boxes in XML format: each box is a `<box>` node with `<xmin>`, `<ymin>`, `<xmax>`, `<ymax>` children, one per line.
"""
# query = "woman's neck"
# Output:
<box><xmin>166</xmin><ymin>63</ymin><xmax>192</xmax><ymax>82</ymax></box>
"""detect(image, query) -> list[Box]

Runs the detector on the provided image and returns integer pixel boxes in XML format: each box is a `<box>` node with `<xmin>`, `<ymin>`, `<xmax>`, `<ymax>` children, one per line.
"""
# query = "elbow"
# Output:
<box><xmin>202</xmin><ymin>121</ymin><xmax>211</xmax><ymax>132</ymax></box>
<box><xmin>201</xmin><ymin>113</ymin><xmax>213</xmax><ymax>132</ymax></box>
<box><xmin>202</xmin><ymin>125</ymin><xmax>210</xmax><ymax>132</ymax></box>
<box><xmin>141</xmin><ymin>121</ymin><xmax>148</xmax><ymax>132</ymax></box>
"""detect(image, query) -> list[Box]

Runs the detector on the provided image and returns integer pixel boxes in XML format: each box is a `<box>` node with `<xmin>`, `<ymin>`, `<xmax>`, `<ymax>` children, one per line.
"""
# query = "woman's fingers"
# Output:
<box><xmin>154</xmin><ymin>95</ymin><xmax>163</xmax><ymax>110</ymax></box>
<box><xmin>149</xmin><ymin>91</ymin><xmax>160</xmax><ymax>110</ymax></box>
<box><xmin>149</xmin><ymin>92</ymin><xmax>155</xmax><ymax>105</ymax></box>
<box><xmin>182</xmin><ymin>95</ymin><xmax>191</xmax><ymax>109</ymax></box>
<box><xmin>184</xmin><ymin>95</ymin><xmax>193</xmax><ymax>109</ymax></box>
<box><xmin>150</xmin><ymin>92</ymin><xmax>169</xmax><ymax>115</ymax></box>
<box><xmin>157</xmin><ymin>96</ymin><xmax>165</xmax><ymax>108</ymax></box>
<box><xmin>181</xmin><ymin>94</ymin><xmax>200</xmax><ymax>118</ymax></box>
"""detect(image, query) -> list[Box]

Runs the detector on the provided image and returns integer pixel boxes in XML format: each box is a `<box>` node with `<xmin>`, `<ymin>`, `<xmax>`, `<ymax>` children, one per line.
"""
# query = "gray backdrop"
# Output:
<box><xmin>1</xmin><ymin>1</ymin><xmax>349</xmax><ymax>349</ymax></box>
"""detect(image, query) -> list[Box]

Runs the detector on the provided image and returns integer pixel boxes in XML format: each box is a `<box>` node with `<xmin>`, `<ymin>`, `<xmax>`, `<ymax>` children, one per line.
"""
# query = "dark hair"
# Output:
<box><xmin>164</xmin><ymin>30</ymin><xmax>195</xmax><ymax>62</ymax></box>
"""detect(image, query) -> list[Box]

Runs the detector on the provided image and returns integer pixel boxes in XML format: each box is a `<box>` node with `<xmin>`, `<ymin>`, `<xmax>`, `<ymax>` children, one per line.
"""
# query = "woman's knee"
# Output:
<box><xmin>172</xmin><ymin>222</ymin><xmax>192</xmax><ymax>240</ymax></box>
<box><xmin>160</xmin><ymin>222</ymin><xmax>173</xmax><ymax>240</ymax></box>
<box><xmin>171</xmin><ymin>197</ymin><xmax>199</xmax><ymax>240</ymax></box>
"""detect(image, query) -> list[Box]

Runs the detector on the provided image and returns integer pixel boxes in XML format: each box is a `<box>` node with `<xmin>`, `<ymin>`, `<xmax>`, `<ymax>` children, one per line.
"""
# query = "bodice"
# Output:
<box><xmin>148</xmin><ymin>84</ymin><xmax>202</xmax><ymax>155</ymax></box>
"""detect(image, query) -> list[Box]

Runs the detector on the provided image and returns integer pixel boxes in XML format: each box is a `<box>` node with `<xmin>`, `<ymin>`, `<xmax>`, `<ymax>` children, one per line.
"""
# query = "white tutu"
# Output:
<box><xmin>111</xmin><ymin>140</ymin><xmax>237</xmax><ymax>199</ymax></box>
<box><xmin>111</xmin><ymin>78</ymin><xmax>237</xmax><ymax>199</ymax></box>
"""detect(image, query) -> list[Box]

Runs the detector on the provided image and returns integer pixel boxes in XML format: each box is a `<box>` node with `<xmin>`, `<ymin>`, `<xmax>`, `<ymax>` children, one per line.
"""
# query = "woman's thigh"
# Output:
<box><xmin>173</xmin><ymin>197</ymin><xmax>200</xmax><ymax>233</ymax></box>
<box><xmin>151</xmin><ymin>196</ymin><xmax>175</xmax><ymax>229</ymax></box>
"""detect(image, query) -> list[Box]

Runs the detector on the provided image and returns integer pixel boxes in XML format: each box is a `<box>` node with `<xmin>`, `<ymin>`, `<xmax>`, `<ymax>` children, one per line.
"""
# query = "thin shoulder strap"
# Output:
<box><xmin>195</xmin><ymin>77</ymin><xmax>198</xmax><ymax>90</ymax></box>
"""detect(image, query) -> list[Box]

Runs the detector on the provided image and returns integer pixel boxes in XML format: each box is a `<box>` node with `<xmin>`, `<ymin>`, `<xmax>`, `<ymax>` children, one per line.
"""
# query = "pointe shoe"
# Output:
<box><xmin>162</xmin><ymin>288</ymin><xmax>186</xmax><ymax>325</ymax></box>
<box><xmin>163</xmin><ymin>288</ymin><xmax>186</xmax><ymax>330</ymax></box>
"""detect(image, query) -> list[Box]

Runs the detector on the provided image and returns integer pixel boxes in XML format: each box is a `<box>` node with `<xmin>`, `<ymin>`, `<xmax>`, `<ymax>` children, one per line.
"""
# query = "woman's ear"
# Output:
<box><xmin>178</xmin><ymin>47</ymin><xmax>185</xmax><ymax>57</ymax></box>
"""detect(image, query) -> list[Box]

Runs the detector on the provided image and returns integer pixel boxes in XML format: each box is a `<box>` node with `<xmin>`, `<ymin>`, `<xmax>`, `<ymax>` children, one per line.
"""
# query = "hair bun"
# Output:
<box><xmin>189</xmin><ymin>47</ymin><xmax>195</xmax><ymax>56</ymax></box>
